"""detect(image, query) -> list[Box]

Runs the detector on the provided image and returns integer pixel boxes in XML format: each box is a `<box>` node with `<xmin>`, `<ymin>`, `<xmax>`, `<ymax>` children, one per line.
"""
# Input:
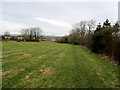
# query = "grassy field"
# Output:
<box><xmin>2</xmin><ymin>41</ymin><xmax>120</xmax><ymax>88</ymax></box>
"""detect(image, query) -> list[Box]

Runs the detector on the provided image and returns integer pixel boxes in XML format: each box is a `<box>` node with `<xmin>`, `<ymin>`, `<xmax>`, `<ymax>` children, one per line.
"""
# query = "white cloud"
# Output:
<box><xmin>1</xmin><ymin>0</ymin><xmax>119</xmax><ymax>2</ymax></box>
<box><xmin>0</xmin><ymin>21</ymin><xmax>30</xmax><ymax>34</ymax></box>
<box><xmin>35</xmin><ymin>18</ymin><xmax>72</xmax><ymax>29</ymax></box>
<box><xmin>1</xmin><ymin>2</ymin><xmax>118</xmax><ymax>36</ymax></box>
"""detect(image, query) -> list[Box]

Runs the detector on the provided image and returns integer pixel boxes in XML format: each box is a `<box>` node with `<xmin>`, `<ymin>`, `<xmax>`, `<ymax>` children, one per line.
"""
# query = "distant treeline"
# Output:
<box><xmin>57</xmin><ymin>19</ymin><xmax>120</xmax><ymax>65</ymax></box>
<box><xmin>2</xmin><ymin>27</ymin><xmax>58</xmax><ymax>42</ymax></box>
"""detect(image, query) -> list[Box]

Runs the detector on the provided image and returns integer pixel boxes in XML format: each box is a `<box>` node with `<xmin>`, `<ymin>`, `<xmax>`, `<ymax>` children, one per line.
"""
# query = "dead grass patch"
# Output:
<box><xmin>3</xmin><ymin>71</ymin><xmax>18</xmax><ymax>78</ymax></box>
<box><xmin>38</xmin><ymin>55</ymin><xmax>47</xmax><ymax>59</ymax></box>
<box><xmin>3</xmin><ymin>68</ymin><xmax>24</xmax><ymax>75</ymax></box>
<box><xmin>2</xmin><ymin>71</ymin><xmax>11</xmax><ymax>76</ymax></box>
<box><xmin>2</xmin><ymin>50</ymin><xmax>22</xmax><ymax>54</ymax></box>
<box><xmin>19</xmin><ymin>63</ymin><xmax>32</xmax><ymax>68</ymax></box>
<box><xmin>54</xmin><ymin>53</ymin><xmax>65</xmax><ymax>58</ymax></box>
<box><xmin>0</xmin><ymin>72</ymin><xmax>2</xmax><ymax>79</ymax></box>
<box><xmin>2</xmin><ymin>68</ymin><xmax>24</xmax><ymax>79</ymax></box>
<box><xmin>37</xmin><ymin>50</ymin><xmax>55</xmax><ymax>59</ymax></box>
<box><xmin>2</xmin><ymin>51</ymin><xmax>12</xmax><ymax>54</ymax></box>
<box><xmin>0</xmin><ymin>55</ymin><xmax>2</xmax><ymax>58</ymax></box>
<box><xmin>2</xmin><ymin>52</ymin><xmax>25</xmax><ymax>58</ymax></box>
<box><xmin>17</xmin><ymin>54</ymin><xmax>31</xmax><ymax>60</ymax></box>
<box><xmin>42</xmin><ymin>68</ymin><xmax>55</xmax><ymax>77</ymax></box>
<box><xmin>100</xmin><ymin>54</ymin><xmax>118</xmax><ymax>66</ymax></box>
<box><xmin>25</xmin><ymin>73</ymin><xmax>33</xmax><ymax>80</ymax></box>
<box><xmin>25</xmin><ymin>75</ymin><xmax>29</xmax><ymax>79</ymax></box>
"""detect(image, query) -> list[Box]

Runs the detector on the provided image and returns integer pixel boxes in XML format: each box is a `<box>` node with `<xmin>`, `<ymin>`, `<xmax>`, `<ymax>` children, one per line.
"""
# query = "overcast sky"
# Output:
<box><xmin>0</xmin><ymin>0</ymin><xmax>119</xmax><ymax>36</ymax></box>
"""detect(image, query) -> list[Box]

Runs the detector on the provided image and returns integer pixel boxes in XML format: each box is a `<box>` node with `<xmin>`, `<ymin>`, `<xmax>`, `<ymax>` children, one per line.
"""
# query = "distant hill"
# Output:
<box><xmin>0</xmin><ymin>34</ymin><xmax>19</xmax><ymax>36</ymax></box>
<box><xmin>0</xmin><ymin>34</ymin><xmax>62</xmax><ymax>39</ymax></box>
<box><xmin>43</xmin><ymin>36</ymin><xmax>62</xmax><ymax>39</ymax></box>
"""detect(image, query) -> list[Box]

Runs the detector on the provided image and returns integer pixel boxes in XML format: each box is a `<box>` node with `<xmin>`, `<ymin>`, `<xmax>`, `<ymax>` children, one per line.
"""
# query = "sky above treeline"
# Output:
<box><xmin>0</xmin><ymin>0</ymin><xmax>119</xmax><ymax>36</ymax></box>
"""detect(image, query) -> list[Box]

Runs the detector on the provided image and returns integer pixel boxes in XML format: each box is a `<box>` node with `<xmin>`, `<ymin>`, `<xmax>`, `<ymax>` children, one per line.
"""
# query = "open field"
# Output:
<box><xmin>2</xmin><ymin>41</ymin><xmax>120</xmax><ymax>88</ymax></box>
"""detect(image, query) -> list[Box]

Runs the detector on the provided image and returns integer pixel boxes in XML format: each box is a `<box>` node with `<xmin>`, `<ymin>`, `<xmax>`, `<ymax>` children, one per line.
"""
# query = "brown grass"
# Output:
<box><xmin>38</xmin><ymin>55</ymin><xmax>47</xmax><ymax>59</ymax></box>
<box><xmin>54</xmin><ymin>52</ymin><xmax>65</xmax><ymax>58</ymax></box>
<box><xmin>2</xmin><ymin>50</ymin><xmax>22</xmax><ymax>54</ymax></box>
<box><xmin>2</xmin><ymin>69</ymin><xmax>24</xmax><ymax>79</ymax></box>
<box><xmin>16</xmin><ymin>54</ymin><xmax>31</xmax><ymax>60</ymax></box>
<box><xmin>3</xmin><ymin>71</ymin><xmax>18</xmax><ymax>78</ymax></box>
<box><xmin>42</xmin><ymin>68</ymin><xmax>55</xmax><ymax>77</ymax></box>
<box><xmin>2</xmin><ymin>52</ymin><xmax>25</xmax><ymax>58</ymax></box>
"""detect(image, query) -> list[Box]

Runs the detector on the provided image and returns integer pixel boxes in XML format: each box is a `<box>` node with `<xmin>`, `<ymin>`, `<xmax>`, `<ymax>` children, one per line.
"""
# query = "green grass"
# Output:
<box><xmin>2</xmin><ymin>41</ymin><xmax>120</xmax><ymax>88</ymax></box>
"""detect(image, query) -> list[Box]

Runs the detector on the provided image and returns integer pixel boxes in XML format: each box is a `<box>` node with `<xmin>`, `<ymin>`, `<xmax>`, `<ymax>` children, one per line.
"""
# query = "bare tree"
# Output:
<box><xmin>68</xmin><ymin>20</ymin><xmax>96</xmax><ymax>47</ymax></box>
<box><xmin>87</xmin><ymin>19</ymin><xmax>96</xmax><ymax>35</ymax></box>
<box><xmin>68</xmin><ymin>21</ymin><xmax>88</xmax><ymax>45</ymax></box>
<box><xmin>72</xmin><ymin>21</ymin><xmax>87</xmax><ymax>36</ymax></box>
<box><xmin>21</xmin><ymin>27</ymin><xmax>43</xmax><ymax>41</ymax></box>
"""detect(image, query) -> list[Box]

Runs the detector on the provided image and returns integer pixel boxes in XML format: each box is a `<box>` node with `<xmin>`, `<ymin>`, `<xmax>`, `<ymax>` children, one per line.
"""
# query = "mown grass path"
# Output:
<box><xmin>2</xmin><ymin>42</ymin><xmax>120</xmax><ymax>88</ymax></box>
